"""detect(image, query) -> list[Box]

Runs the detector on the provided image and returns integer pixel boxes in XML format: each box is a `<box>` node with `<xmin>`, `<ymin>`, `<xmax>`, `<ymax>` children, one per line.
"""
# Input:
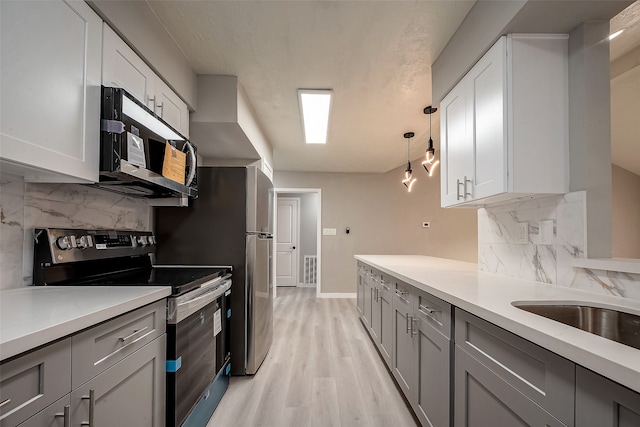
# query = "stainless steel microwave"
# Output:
<box><xmin>95</xmin><ymin>86</ymin><xmax>198</xmax><ymax>199</ymax></box>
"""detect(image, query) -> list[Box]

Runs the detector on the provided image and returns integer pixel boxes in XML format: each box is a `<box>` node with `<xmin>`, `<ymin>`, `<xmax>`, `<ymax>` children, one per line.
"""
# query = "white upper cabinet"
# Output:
<box><xmin>102</xmin><ymin>25</ymin><xmax>189</xmax><ymax>137</ymax></box>
<box><xmin>440</xmin><ymin>34</ymin><xmax>569</xmax><ymax>207</ymax></box>
<box><xmin>0</xmin><ymin>0</ymin><xmax>102</xmax><ymax>183</ymax></box>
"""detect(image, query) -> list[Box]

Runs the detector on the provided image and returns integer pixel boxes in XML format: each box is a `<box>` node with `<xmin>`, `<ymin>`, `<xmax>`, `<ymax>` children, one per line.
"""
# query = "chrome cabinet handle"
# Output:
<box><xmin>411</xmin><ymin>317</ymin><xmax>418</xmax><ymax>336</ymax></box>
<box><xmin>374</xmin><ymin>287</ymin><xmax>379</xmax><ymax>302</ymax></box>
<box><xmin>0</xmin><ymin>398</ymin><xmax>11</xmax><ymax>408</ymax></box>
<box><xmin>156</xmin><ymin>101</ymin><xmax>164</xmax><ymax>117</ymax></box>
<box><xmin>419</xmin><ymin>304</ymin><xmax>439</xmax><ymax>316</ymax></box>
<box><xmin>147</xmin><ymin>95</ymin><xmax>156</xmax><ymax>111</ymax></box>
<box><xmin>81</xmin><ymin>389</ymin><xmax>95</xmax><ymax>426</ymax></box>
<box><xmin>456</xmin><ymin>179</ymin><xmax>464</xmax><ymax>200</ymax></box>
<box><xmin>464</xmin><ymin>176</ymin><xmax>472</xmax><ymax>198</ymax></box>
<box><xmin>119</xmin><ymin>326</ymin><xmax>148</xmax><ymax>343</ymax></box>
<box><xmin>381</xmin><ymin>282</ymin><xmax>390</xmax><ymax>291</ymax></box>
<box><xmin>406</xmin><ymin>314</ymin><xmax>412</xmax><ymax>334</ymax></box>
<box><xmin>55</xmin><ymin>405</ymin><xmax>71</xmax><ymax>427</ymax></box>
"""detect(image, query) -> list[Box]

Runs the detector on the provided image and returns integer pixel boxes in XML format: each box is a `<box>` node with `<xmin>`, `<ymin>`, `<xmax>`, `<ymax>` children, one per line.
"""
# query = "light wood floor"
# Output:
<box><xmin>206</xmin><ymin>287</ymin><xmax>418</xmax><ymax>427</ymax></box>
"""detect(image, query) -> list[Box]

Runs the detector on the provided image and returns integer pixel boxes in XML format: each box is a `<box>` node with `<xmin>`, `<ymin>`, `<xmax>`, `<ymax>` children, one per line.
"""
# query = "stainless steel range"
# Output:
<box><xmin>33</xmin><ymin>228</ymin><xmax>232</xmax><ymax>427</ymax></box>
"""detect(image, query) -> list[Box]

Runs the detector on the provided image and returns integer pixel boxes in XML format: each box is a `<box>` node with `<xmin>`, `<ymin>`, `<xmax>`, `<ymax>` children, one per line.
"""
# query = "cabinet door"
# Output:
<box><xmin>440</xmin><ymin>81</ymin><xmax>471</xmax><ymax>207</ymax></box>
<box><xmin>576</xmin><ymin>366</ymin><xmax>640</xmax><ymax>427</ymax></box>
<box><xmin>378</xmin><ymin>275</ymin><xmax>393</xmax><ymax>367</ymax></box>
<box><xmin>356</xmin><ymin>267</ymin><xmax>365</xmax><ymax>315</ymax></box>
<box><xmin>102</xmin><ymin>24</ymin><xmax>156</xmax><ymax>111</ymax></box>
<box><xmin>155</xmin><ymin>79</ymin><xmax>190</xmax><ymax>138</ymax></box>
<box><xmin>454</xmin><ymin>347</ymin><xmax>567</xmax><ymax>427</ymax></box>
<box><xmin>392</xmin><ymin>283</ymin><xmax>415</xmax><ymax>399</ymax></box>
<box><xmin>0</xmin><ymin>0</ymin><xmax>101</xmax><ymax>183</ymax></box>
<box><xmin>17</xmin><ymin>395</ymin><xmax>70</xmax><ymax>427</ymax></box>
<box><xmin>468</xmin><ymin>36</ymin><xmax>507</xmax><ymax>201</ymax></box>
<box><xmin>70</xmin><ymin>335</ymin><xmax>165</xmax><ymax>427</ymax></box>
<box><xmin>362</xmin><ymin>270</ymin><xmax>372</xmax><ymax>328</ymax></box>
<box><xmin>415</xmin><ymin>317</ymin><xmax>451</xmax><ymax>427</ymax></box>
<box><xmin>370</xmin><ymin>272</ymin><xmax>382</xmax><ymax>341</ymax></box>
<box><xmin>0</xmin><ymin>339</ymin><xmax>71</xmax><ymax>427</ymax></box>
<box><xmin>413</xmin><ymin>290</ymin><xmax>452</xmax><ymax>427</ymax></box>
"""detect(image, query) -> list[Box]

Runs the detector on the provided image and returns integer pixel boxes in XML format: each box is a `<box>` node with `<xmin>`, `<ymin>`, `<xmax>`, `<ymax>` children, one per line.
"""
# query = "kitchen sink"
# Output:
<box><xmin>512</xmin><ymin>302</ymin><xmax>640</xmax><ymax>350</ymax></box>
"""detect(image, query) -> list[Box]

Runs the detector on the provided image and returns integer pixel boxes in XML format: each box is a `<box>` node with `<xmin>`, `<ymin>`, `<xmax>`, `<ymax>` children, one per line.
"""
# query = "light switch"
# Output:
<box><xmin>322</xmin><ymin>228</ymin><xmax>337</xmax><ymax>236</ymax></box>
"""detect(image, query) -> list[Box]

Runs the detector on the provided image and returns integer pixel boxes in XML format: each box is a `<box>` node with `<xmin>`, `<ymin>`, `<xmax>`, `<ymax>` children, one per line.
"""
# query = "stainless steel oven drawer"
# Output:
<box><xmin>71</xmin><ymin>300</ymin><xmax>166</xmax><ymax>388</ymax></box>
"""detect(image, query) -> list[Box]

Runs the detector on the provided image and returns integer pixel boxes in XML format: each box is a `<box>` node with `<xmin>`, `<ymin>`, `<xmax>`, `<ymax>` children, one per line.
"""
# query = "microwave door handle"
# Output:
<box><xmin>183</xmin><ymin>141</ymin><xmax>197</xmax><ymax>186</ymax></box>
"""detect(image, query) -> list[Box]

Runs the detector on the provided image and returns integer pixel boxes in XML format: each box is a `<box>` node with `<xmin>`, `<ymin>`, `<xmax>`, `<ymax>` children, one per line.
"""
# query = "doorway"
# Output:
<box><xmin>273</xmin><ymin>188</ymin><xmax>322</xmax><ymax>299</ymax></box>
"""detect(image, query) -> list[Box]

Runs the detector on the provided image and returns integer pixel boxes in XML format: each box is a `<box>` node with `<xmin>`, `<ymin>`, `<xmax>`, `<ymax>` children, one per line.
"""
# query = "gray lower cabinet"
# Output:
<box><xmin>70</xmin><ymin>334</ymin><xmax>166</xmax><ymax>427</ymax></box>
<box><xmin>357</xmin><ymin>263</ymin><xmax>365</xmax><ymax>316</ymax></box>
<box><xmin>392</xmin><ymin>280</ymin><xmax>416</xmax><ymax>399</ymax></box>
<box><xmin>413</xmin><ymin>289</ymin><xmax>451</xmax><ymax>427</ymax></box>
<box><xmin>454</xmin><ymin>309</ymin><xmax>574</xmax><ymax>427</ymax></box>
<box><xmin>576</xmin><ymin>366</ymin><xmax>640</xmax><ymax>427</ymax></box>
<box><xmin>377</xmin><ymin>273</ymin><xmax>393</xmax><ymax>366</ymax></box>
<box><xmin>0</xmin><ymin>339</ymin><xmax>71</xmax><ymax>427</ymax></box>
<box><xmin>370</xmin><ymin>271</ymin><xmax>382</xmax><ymax>342</ymax></box>
<box><xmin>2</xmin><ymin>301</ymin><xmax>166</xmax><ymax>427</ymax></box>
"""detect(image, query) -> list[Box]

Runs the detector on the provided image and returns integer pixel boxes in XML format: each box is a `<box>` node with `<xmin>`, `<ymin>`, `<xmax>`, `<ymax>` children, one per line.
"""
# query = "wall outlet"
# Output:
<box><xmin>422</xmin><ymin>222</ymin><xmax>431</xmax><ymax>228</ymax></box>
<box><xmin>516</xmin><ymin>222</ymin><xmax>529</xmax><ymax>244</ymax></box>
<box><xmin>322</xmin><ymin>228</ymin><xmax>337</xmax><ymax>236</ymax></box>
<box><xmin>539</xmin><ymin>220</ymin><xmax>555</xmax><ymax>245</ymax></box>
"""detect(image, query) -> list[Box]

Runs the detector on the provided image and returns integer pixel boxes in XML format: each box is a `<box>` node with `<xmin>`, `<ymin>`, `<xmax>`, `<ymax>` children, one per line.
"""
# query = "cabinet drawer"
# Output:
<box><xmin>414</xmin><ymin>289</ymin><xmax>452</xmax><ymax>339</ymax></box>
<box><xmin>393</xmin><ymin>280</ymin><xmax>413</xmax><ymax>309</ymax></box>
<box><xmin>455</xmin><ymin>309</ymin><xmax>574</xmax><ymax>425</ymax></box>
<box><xmin>72</xmin><ymin>300</ymin><xmax>166</xmax><ymax>388</ymax></box>
<box><xmin>0</xmin><ymin>339</ymin><xmax>71</xmax><ymax>427</ymax></box>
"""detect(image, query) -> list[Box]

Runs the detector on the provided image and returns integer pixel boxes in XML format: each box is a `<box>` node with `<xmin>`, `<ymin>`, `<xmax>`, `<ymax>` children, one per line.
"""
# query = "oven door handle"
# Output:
<box><xmin>167</xmin><ymin>280</ymin><xmax>231</xmax><ymax>324</ymax></box>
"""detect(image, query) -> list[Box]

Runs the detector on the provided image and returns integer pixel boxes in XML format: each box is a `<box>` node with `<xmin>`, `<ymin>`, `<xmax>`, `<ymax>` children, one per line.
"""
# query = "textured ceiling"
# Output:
<box><xmin>146</xmin><ymin>0</ymin><xmax>475</xmax><ymax>172</ymax></box>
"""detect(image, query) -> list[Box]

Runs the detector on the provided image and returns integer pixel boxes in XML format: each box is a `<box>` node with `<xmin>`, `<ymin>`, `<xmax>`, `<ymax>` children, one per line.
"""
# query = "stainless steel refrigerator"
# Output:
<box><xmin>154</xmin><ymin>166</ymin><xmax>274</xmax><ymax>375</ymax></box>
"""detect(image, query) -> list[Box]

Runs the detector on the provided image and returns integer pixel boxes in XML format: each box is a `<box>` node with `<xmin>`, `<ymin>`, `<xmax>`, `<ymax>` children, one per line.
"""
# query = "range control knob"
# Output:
<box><xmin>136</xmin><ymin>236</ymin><xmax>149</xmax><ymax>247</ymax></box>
<box><xmin>56</xmin><ymin>235</ymin><xmax>75</xmax><ymax>250</ymax></box>
<box><xmin>76</xmin><ymin>235</ymin><xmax>92</xmax><ymax>249</ymax></box>
<box><xmin>148</xmin><ymin>236</ymin><xmax>155</xmax><ymax>245</ymax></box>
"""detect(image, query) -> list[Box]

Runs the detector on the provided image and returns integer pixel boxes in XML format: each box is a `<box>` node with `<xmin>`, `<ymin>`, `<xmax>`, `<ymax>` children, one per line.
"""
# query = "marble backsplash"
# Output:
<box><xmin>0</xmin><ymin>173</ymin><xmax>150</xmax><ymax>289</ymax></box>
<box><xmin>478</xmin><ymin>191</ymin><xmax>640</xmax><ymax>301</ymax></box>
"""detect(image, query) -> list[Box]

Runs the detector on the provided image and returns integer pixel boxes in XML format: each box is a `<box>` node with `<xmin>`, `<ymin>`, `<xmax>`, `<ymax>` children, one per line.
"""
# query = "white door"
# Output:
<box><xmin>276</xmin><ymin>198</ymin><xmax>299</xmax><ymax>287</ymax></box>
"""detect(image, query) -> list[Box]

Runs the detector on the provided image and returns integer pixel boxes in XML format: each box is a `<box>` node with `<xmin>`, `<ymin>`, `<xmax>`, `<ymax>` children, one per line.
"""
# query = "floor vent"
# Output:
<box><xmin>303</xmin><ymin>255</ymin><xmax>318</xmax><ymax>285</ymax></box>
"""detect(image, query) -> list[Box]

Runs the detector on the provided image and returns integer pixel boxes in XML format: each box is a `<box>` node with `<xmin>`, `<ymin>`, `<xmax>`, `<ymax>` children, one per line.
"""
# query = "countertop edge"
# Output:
<box><xmin>355</xmin><ymin>254</ymin><xmax>640</xmax><ymax>394</ymax></box>
<box><xmin>0</xmin><ymin>287</ymin><xmax>171</xmax><ymax>362</ymax></box>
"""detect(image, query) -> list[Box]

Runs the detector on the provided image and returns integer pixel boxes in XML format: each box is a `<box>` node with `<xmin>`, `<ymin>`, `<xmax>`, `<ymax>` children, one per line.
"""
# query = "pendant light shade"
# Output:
<box><xmin>402</xmin><ymin>132</ymin><xmax>416</xmax><ymax>192</ymax></box>
<box><xmin>422</xmin><ymin>106</ymin><xmax>439</xmax><ymax>177</ymax></box>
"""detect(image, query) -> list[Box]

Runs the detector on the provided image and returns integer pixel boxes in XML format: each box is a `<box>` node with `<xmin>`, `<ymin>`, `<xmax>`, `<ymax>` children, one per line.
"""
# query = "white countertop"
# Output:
<box><xmin>355</xmin><ymin>255</ymin><xmax>640</xmax><ymax>393</ymax></box>
<box><xmin>0</xmin><ymin>286</ymin><xmax>171</xmax><ymax>361</ymax></box>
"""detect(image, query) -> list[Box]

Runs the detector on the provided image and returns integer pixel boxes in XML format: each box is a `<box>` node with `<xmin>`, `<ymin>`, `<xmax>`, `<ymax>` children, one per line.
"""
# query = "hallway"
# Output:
<box><xmin>206</xmin><ymin>287</ymin><xmax>418</xmax><ymax>426</ymax></box>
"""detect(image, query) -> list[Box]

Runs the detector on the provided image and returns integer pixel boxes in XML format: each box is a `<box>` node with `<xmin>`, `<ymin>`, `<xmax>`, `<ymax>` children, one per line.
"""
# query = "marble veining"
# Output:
<box><xmin>0</xmin><ymin>173</ymin><xmax>151</xmax><ymax>289</ymax></box>
<box><xmin>478</xmin><ymin>191</ymin><xmax>640</xmax><ymax>301</ymax></box>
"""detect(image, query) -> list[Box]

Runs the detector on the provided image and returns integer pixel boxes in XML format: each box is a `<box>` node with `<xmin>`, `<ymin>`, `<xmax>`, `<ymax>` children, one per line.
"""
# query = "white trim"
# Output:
<box><xmin>274</xmin><ymin>187</ymin><xmax>322</xmax><ymax>298</ymax></box>
<box><xmin>317</xmin><ymin>293</ymin><xmax>357</xmax><ymax>299</ymax></box>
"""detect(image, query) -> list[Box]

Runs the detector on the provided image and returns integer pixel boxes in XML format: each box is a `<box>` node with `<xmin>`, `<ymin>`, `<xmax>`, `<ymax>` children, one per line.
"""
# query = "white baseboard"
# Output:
<box><xmin>317</xmin><ymin>292</ymin><xmax>357</xmax><ymax>299</ymax></box>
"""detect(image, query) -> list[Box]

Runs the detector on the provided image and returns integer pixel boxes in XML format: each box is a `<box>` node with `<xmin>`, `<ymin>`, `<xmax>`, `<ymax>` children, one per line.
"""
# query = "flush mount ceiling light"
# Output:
<box><xmin>298</xmin><ymin>89</ymin><xmax>332</xmax><ymax>144</ymax></box>
<box><xmin>422</xmin><ymin>105</ymin><xmax>439</xmax><ymax>177</ymax></box>
<box><xmin>402</xmin><ymin>132</ymin><xmax>417</xmax><ymax>192</ymax></box>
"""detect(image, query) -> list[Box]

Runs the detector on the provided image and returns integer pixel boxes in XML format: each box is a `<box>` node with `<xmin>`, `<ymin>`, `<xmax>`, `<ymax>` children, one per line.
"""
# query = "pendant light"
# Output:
<box><xmin>422</xmin><ymin>106</ymin><xmax>440</xmax><ymax>177</ymax></box>
<box><xmin>402</xmin><ymin>132</ymin><xmax>416</xmax><ymax>192</ymax></box>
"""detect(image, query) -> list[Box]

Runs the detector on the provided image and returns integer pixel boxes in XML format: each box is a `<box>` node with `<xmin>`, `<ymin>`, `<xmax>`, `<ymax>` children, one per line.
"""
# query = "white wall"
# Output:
<box><xmin>612</xmin><ymin>164</ymin><xmax>640</xmax><ymax>258</ymax></box>
<box><xmin>0</xmin><ymin>173</ymin><xmax>151</xmax><ymax>290</ymax></box>
<box><xmin>274</xmin><ymin>164</ymin><xmax>478</xmax><ymax>294</ymax></box>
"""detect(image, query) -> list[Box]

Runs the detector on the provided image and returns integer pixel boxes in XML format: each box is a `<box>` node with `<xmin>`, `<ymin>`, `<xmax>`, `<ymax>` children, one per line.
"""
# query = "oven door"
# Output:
<box><xmin>166</xmin><ymin>280</ymin><xmax>231</xmax><ymax>427</ymax></box>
